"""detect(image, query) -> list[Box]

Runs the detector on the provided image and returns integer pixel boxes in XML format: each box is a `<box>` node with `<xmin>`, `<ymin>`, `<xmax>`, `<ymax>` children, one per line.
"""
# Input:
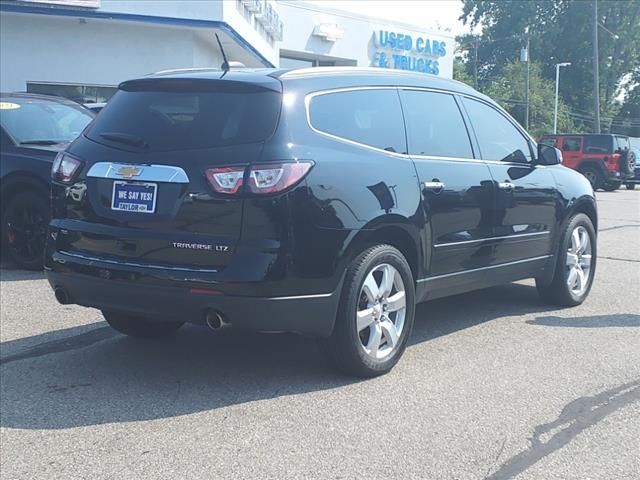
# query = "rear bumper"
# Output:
<box><xmin>626</xmin><ymin>168</ymin><xmax>640</xmax><ymax>183</ymax></box>
<box><xmin>46</xmin><ymin>253</ymin><xmax>342</xmax><ymax>338</ymax></box>
<box><xmin>603</xmin><ymin>169</ymin><xmax>626</xmax><ymax>181</ymax></box>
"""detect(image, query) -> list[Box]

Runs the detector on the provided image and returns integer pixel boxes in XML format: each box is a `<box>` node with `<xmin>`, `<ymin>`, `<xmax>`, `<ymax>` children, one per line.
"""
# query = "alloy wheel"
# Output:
<box><xmin>356</xmin><ymin>263</ymin><xmax>407</xmax><ymax>360</ymax></box>
<box><xmin>565</xmin><ymin>225</ymin><xmax>592</xmax><ymax>297</ymax></box>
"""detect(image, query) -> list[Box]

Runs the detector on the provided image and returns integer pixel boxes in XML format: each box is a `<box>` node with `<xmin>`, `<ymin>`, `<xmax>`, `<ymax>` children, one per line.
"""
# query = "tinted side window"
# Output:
<box><xmin>463</xmin><ymin>98</ymin><xmax>532</xmax><ymax>162</ymax></box>
<box><xmin>584</xmin><ymin>135</ymin><xmax>612</xmax><ymax>153</ymax></box>
<box><xmin>539</xmin><ymin>136</ymin><xmax>558</xmax><ymax>147</ymax></box>
<box><xmin>614</xmin><ymin>136</ymin><xmax>629</xmax><ymax>152</ymax></box>
<box><xmin>400</xmin><ymin>90</ymin><xmax>473</xmax><ymax>158</ymax></box>
<box><xmin>563</xmin><ymin>137</ymin><xmax>582</xmax><ymax>152</ymax></box>
<box><xmin>309</xmin><ymin>89</ymin><xmax>406</xmax><ymax>153</ymax></box>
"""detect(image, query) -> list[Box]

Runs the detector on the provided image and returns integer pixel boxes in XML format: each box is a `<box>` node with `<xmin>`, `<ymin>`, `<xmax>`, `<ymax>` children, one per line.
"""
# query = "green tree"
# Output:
<box><xmin>614</xmin><ymin>80</ymin><xmax>640</xmax><ymax>136</ymax></box>
<box><xmin>483</xmin><ymin>60</ymin><xmax>573</xmax><ymax>137</ymax></box>
<box><xmin>459</xmin><ymin>0</ymin><xmax>640</xmax><ymax>133</ymax></box>
<box><xmin>453</xmin><ymin>58</ymin><xmax>474</xmax><ymax>86</ymax></box>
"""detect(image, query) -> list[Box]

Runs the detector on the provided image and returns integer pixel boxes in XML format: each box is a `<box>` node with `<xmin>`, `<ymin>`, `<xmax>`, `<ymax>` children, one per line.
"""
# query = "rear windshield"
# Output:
<box><xmin>86</xmin><ymin>82</ymin><xmax>281</xmax><ymax>152</ymax></box>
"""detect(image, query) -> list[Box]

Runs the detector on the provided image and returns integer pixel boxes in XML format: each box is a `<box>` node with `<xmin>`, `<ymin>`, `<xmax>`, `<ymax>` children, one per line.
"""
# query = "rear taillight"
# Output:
<box><xmin>51</xmin><ymin>152</ymin><xmax>83</xmax><ymax>183</ymax></box>
<box><xmin>205</xmin><ymin>166</ymin><xmax>245</xmax><ymax>194</ymax></box>
<box><xmin>205</xmin><ymin>161</ymin><xmax>313</xmax><ymax>195</ymax></box>
<box><xmin>248</xmin><ymin>162</ymin><xmax>313</xmax><ymax>194</ymax></box>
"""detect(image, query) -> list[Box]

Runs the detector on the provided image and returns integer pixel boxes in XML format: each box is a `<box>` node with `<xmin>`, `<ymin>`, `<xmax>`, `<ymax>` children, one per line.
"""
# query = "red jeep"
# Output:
<box><xmin>539</xmin><ymin>134</ymin><xmax>636</xmax><ymax>191</ymax></box>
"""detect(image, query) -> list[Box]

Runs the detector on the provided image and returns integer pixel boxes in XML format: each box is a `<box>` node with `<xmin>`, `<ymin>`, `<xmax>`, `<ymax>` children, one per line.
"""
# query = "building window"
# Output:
<box><xmin>27</xmin><ymin>82</ymin><xmax>118</xmax><ymax>104</ymax></box>
<box><xmin>279</xmin><ymin>54</ymin><xmax>356</xmax><ymax>68</ymax></box>
<box><xmin>280</xmin><ymin>56</ymin><xmax>316</xmax><ymax>68</ymax></box>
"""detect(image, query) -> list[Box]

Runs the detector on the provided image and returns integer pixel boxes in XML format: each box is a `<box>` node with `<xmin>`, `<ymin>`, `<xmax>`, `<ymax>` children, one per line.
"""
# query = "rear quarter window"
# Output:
<box><xmin>584</xmin><ymin>135</ymin><xmax>613</xmax><ymax>154</ymax></box>
<box><xmin>86</xmin><ymin>82</ymin><xmax>281</xmax><ymax>152</ymax></box>
<box><xmin>308</xmin><ymin>89</ymin><xmax>406</xmax><ymax>154</ymax></box>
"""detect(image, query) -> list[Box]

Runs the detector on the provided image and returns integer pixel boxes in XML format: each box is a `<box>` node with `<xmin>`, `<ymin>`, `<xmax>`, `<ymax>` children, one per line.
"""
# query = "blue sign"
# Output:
<box><xmin>112</xmin><ymin>181</ymin><xmax>157</xmax><ymax>213</ymax></box>
<box><xmin>372</xmin><ymin>30</ymin><xmax>447</xmax><ymax>75</ymax></box>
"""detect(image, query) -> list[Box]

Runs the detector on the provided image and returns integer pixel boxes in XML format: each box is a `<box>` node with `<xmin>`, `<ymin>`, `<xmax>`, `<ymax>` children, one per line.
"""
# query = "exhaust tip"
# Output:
<box><xmin>54</xmin><ymin>287</ymin><xmax>70</xmax><ymax>305</ymax></box>
<box><xmin>205</xmin><ymin>310</ymin><xmax>227</xmax><ymax>330</ymax></box>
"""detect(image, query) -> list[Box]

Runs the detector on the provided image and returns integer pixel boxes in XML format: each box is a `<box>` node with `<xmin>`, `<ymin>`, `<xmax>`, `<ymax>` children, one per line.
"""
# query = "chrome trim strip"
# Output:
<box><xmin>417</xmin><ymin>255</ymin><xmax>552</xmax><ymax>283</ymax></box>
<box><xmin>86</xmin><ymin>162</ymin><xmax>190</xmax><ymax>183</ymax></box>
<box><xmin>434</xmin><ymin>231</ymin><xmax>550</xmax><ymax>248</ymax></box>
<box><xmin>57</xmin><ymin>250</ymin><xmax>218</xmax><ymax>273</ymax></box>
<box><xmin>267</xmin><ymin>292</ymin><xmax>334</xmax><ymax>300</ymax></box>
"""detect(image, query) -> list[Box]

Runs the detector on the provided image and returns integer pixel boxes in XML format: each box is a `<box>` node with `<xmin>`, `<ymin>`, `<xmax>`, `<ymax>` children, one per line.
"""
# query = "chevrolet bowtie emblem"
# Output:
<box><xmin>115</xmin><ymin>166</ymin><xmax>142</xmax><ymax>178</ymax></box>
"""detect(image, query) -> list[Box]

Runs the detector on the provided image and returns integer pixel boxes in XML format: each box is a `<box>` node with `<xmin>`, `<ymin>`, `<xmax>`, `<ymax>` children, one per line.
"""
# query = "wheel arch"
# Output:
<box><xmin>540</xmin><ymin>195</ymin><xmax>598</xmax><ymax>284</ymax></box>
<box><xmin>342</xmin><ymin>218</ymin><xmax>423</xmax><ymax>285</ymax></box>
<box><xmin>1</xmin><ymin>173</ymin><xmax>50</xmax><ymax>214</ymax></box>
<box><xmin>576</xmin><ymin>160</ymin><xmax>607</xmax><ymax>175</ymax></box>
<box><xmin>569</xmin><ymin>196</ymin><xmax>598</xmax><ymax>233</ymax></box>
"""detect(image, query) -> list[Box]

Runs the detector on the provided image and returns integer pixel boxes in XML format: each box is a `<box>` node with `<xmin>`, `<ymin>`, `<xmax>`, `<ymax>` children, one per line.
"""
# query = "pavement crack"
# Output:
<box><xmin>599</xmin><ymin>224</ymin><xmax>640</xmax><ymax>232</ymax></box>
<box><xmin>484</xmin><ymin>438</ymin><xmax>507</xmax><ymax>478</ymax></box>
<box><xmin>485</xmin><ymin>380</ymin><xmax>640</xmax><ymax>480</ymax></box>
<box><xmin>599</xmin><ymin>255</ymin><xmax>640</xmax><ymax>263</ymax></box>
<box><xmin>0</xmin><ymin>326</ymin><xmax>117</xmax><ymax>366</ymax></box>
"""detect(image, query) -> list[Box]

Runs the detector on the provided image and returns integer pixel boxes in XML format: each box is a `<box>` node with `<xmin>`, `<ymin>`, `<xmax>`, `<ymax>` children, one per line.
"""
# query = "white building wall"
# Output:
<box><xmin>99</xmin><ymin>0</ymin><xmax>224</xmax><ymax>22</ymax></box>
<box><xmin>0</xmin><ymin>12</ymin><xmax>224</xmax><ymax>92</ymax></box>
<box><xmin>277</xmin><ymin>1</ymin><xmax>455</xmax><ymax>78</ymax></box>
<box><xmin>221</xmin><ymin>0</ymin><xmax>279</xmax><ymax>67</ymax></box>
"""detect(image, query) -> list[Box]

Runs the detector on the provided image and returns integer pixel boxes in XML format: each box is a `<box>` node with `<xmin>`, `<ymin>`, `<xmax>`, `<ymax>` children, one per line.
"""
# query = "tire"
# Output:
<box><xmin>1</xmin><ymin>191</ymin><xmax>49</xmax><ymax>270</ymax></box>
<box><xmin>323</xmin><ymin>245</ymin><xmax>415</xmax><ymax>377</ymax></box>
<box><xmin>580</xmin><ymin>167</ymin><xmax>603</xmax><ymax>190</ymax></box>
<box><xmin>626</xmin><ymin>183</ymin><xmax>637</xmax><ymax>190</ymax></box>
<box><xmin>602</xmin><ymin>181</ymin><xmax>621</xmax><ymax>192</ymax></box>
<box><xmin>536</xmin><ymin>213</ymin><xmax>596</xmax><ymax>307</ymax></box>
<box><xmin>620</xmin><ymin>150</ymin><xmax>636</xmax><ymax>175</ymax></box>
<box><xmin>102</xmin><ymin>311</ymin><xmax>184</xmax><ymax>338</ymax></box>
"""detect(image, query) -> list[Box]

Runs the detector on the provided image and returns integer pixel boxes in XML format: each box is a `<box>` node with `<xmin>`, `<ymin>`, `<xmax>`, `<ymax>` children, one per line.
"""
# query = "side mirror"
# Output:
<box><xmin>537</xmin><ymin>143</ymin><xmax>563</xmax><ymax>165</ymax></box>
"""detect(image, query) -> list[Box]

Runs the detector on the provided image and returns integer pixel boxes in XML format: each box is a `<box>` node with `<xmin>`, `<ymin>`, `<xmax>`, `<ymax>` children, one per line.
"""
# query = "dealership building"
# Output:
<box><xmin>0</xmin><ymin>0</ymin><xmax>455</xmax><ymax>102</ymax></box>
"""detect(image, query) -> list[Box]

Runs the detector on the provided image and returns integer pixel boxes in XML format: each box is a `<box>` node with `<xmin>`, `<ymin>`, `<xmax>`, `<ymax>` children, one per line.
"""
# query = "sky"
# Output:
<box><xmin>305</xmin><ymin>0</ymin><xmax>475</xmax><ymax>36</ymax></box>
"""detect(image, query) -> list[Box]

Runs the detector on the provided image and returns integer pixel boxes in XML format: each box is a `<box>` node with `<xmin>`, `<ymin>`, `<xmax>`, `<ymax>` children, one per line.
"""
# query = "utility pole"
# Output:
<box><xmin>521</xmin><ymin>27</ymin><xmax>530</xmax><ymax>131</ymax></box>
<box><xmin>593</xmin><ymin>0</ymin><xmax>601</xmax><ymax>133</ymax></box>
<box><xmin>554</xmin><ymin>62</ymin><xmax>571</xmax><ymax>134</ymax></box>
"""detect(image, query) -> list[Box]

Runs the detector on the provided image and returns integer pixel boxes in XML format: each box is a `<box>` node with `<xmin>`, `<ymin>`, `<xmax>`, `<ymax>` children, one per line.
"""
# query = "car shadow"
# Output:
<box><xmin>0</xmin><ymin>265</ymin><xmax>46</xmax><ymax>281</ymax></box>
<box><xmin>527</xmin><ymin>314</ymin><xmax>640</xmax><ymax>328</ymax></box>
<box><xmin>0</xmin><ymin>283</ymin><xmax>556</xmax><ymax>430</ymax></box>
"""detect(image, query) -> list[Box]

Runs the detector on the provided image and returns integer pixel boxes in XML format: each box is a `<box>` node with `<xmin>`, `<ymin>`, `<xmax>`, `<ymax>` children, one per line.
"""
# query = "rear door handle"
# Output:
<box><xmin>498</xmin><ymin>181</ymin><xmax>514</xmax><ymax>192</ymax></box>
<box><xmin>424</xmin><ymin>181</ymin><xmax>445</xmax><ymax>193</ymax></box>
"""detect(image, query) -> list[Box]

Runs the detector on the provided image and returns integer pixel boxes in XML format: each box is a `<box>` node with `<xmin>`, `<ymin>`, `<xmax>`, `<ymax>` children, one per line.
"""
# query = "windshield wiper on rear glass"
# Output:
<box><xmin>99</xmin><ymin>132</ymin><xmax>149</xmax><ymax>149</ymax></box>
<box><xmin>20</xmin><ymin>140</ymin><xmax>62</xmax><ymax>145</ymax></box>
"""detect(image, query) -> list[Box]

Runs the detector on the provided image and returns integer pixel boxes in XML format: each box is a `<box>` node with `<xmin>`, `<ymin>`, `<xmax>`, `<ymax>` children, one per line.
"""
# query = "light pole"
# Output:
<box><xmin>554</xmin><ymin>62</ymin><xmax>571</xmax><ymax>134</ymax></box>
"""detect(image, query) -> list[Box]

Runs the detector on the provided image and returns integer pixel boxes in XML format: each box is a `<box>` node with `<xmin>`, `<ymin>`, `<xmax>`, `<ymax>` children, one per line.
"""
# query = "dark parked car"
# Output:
<box><xmin>1</xmin><ymin>93</ymin><xmax>94</xmax><ymax>269</ymax></box>
<box><xmin>45</xmin><ymin>68</ymin><xmax>597</xmax><ymax>376</ymax></box>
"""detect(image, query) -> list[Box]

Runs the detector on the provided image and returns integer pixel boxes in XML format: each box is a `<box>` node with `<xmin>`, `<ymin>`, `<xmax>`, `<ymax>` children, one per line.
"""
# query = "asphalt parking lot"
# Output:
<box><xmin>1</xmin><ymin>190</ymin><xmax>639</xmax><ymax>480</ymax></box>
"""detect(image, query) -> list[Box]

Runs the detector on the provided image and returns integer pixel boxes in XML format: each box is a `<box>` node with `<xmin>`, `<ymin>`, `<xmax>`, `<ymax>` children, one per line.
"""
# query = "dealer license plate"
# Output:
<box><xmin>111</xmin><ymin>181</ymin><xmax>157</xmax><ymax>213</ymax></box>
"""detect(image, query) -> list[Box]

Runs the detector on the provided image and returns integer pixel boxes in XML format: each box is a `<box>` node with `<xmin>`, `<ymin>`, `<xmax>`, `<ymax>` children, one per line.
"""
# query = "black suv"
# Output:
<box><xmin>46</xmin><ymin>68</ymin><xmax>597</xmax><ymax>377</ymax></box>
